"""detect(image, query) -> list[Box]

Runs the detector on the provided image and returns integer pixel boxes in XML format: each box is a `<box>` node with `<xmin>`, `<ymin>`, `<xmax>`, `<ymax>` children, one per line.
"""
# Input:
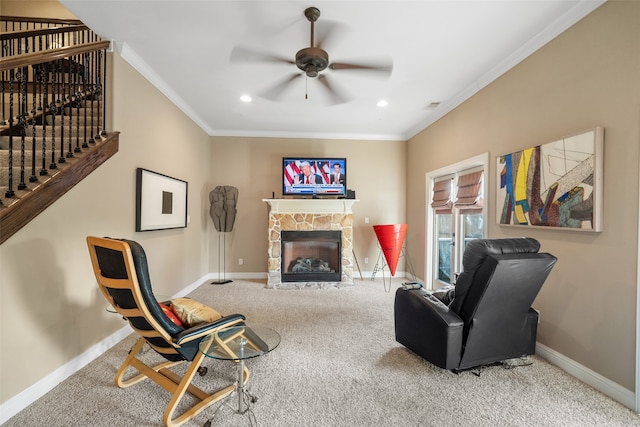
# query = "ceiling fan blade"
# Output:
<box><xmin>259</xmin><ymin>73</ymin><xmax>302</xmax><ymax>101</ymax></box>
<box><xmin>230</xmin><ymin>45</ymin><xmax>294</xmax><ymax>65</ymax></box>
<box><xmin>315</xmin><ymin>20</ymin><xmax>347</xmax><ymax>50</ymax></box>
<box><xmin>317</xmin><ymin>74</ymin><xmax>350</xmax><ymax>105</ymax></box>
<box><xmin>329</xmin><ymin>59</ymin><xmax>393</xmax><ymax>78</ymax></box>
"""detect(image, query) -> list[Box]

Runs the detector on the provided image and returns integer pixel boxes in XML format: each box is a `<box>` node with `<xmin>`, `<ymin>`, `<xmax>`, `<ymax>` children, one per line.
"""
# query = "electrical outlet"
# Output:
<box><xmin>238</xmin><ymin>258</ymin><xmax>244</xmax><ymax>265</ymax></box>
<box><xmin>364</xmin><ymin>257</ymin><xmax>369</xmax><ymax>264</ymax></box>
<box><xmin>364</xmin><ymin>217</ymin><xmax>369</xmax><ymax>224</ymax></box>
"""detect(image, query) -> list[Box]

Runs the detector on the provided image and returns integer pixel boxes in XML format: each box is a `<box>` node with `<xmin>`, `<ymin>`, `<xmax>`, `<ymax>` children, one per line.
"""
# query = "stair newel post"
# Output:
<box><xmin>17</xmin><ymin>67</ymin><xmax>27</xmax><ymax>190</ymax></box>
<box><xmin>49</xmin><ymin>61</ymin><xmax>58</xmax><ymax>170</ymax></box>
<box><xmin>5</xmin><ymin>69</ymin><xmax>15</xmax><ymax>198</ymax></box>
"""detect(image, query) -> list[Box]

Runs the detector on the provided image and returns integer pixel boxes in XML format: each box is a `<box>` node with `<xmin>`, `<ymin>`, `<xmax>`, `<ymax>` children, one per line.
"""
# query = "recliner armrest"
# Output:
<box><xmin>394</xmin><ymin>289</ymin><xmax>464</xmax><ymax>369</ymax></box>
<box><xmin>173</xmin><ymin>314</ymin><xmax>246</xmax><ymax>345</ymax></box>
<box><xmin>402</xmin><ymin>289</ymin><xmax>464</xmax><ymax>327</ymax></box>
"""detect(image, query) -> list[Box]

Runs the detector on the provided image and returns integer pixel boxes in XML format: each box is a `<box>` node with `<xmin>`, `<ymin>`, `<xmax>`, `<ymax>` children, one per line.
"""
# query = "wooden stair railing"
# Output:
<box><xmin>1</xmin><ymin>17</ymin><xmax>118</xmax><ymax>244</ymax></box>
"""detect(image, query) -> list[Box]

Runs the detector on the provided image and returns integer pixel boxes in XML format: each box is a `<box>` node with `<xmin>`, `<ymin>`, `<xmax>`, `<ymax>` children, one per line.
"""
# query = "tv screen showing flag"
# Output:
<box><xmin>282</xmin><ymin>157</ymin><xmax>347</xmax><ymax>197</ymax></box>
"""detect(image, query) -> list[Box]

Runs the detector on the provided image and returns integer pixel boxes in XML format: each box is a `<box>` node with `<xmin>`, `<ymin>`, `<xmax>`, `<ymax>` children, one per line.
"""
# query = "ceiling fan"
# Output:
<box><xmin>230</xmin><ymin>6</ymin><xmax>393</xmax><ymax>104</ymax></box>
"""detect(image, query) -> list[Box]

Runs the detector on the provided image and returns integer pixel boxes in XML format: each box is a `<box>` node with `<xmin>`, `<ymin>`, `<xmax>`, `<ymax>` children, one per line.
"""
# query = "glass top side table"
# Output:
<box><xmin>199</xmin><ymin>325</ymin><xmax>280</xmax><ymax>425</ymax></box>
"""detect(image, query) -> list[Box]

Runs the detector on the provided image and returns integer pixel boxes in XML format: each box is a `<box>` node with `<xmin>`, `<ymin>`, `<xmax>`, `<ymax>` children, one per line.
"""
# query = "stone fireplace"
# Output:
<box><xmin>263</xmin><ymin>199</ymin><xmax>358</xmax><ymax>289</ymax></box>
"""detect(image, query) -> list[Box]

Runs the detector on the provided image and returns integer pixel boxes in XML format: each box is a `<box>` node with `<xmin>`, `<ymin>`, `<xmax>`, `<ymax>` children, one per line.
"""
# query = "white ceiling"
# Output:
<box><xmin>60</xmin><ymin>0</ymin><xmax>604</xmax><ymax>141</ymax></box>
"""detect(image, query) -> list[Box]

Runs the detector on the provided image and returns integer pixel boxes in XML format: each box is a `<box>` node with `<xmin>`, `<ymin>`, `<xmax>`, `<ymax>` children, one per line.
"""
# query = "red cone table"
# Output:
<box><xmin>373</xmin><ymin>224</ymin><xmax>408</xmax><ymax>276</ymax></box>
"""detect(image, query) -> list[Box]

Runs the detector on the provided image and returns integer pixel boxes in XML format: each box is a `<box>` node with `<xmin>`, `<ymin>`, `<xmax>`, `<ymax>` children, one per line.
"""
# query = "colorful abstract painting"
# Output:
<box><xmin>497</xmin><ymin>127</ymin><xmax>603</xmax><ymax>232</ymax></box>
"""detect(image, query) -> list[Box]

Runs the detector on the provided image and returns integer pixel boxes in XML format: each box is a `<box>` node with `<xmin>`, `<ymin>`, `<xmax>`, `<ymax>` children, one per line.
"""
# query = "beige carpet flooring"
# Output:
<box><xmin>4</xmin><ymin>278</ymin><xmax>640</xmax><ymax>427</ymax></box>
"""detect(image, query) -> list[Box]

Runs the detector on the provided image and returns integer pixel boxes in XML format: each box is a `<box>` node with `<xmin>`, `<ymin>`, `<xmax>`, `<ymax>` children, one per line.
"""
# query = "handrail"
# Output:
<box><xmin>0</xmin><ymin>16</ymin><xmax>83</xmax><ymax>26</ymax></box>
<box><xmin>0</xmin><ymin>24</ymin><xmax>91</xmax><ymax>41</ymax></box>
<box><xmin>0</xmin><ymin>41</ymin><xmax>110</xmax><ymax>71</ymax></box>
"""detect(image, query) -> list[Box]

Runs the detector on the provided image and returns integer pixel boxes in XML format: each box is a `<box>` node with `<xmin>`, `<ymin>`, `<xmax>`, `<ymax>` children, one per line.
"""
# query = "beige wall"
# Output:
<box><xmin>0</xmin><ymin>2</ymin><xmax>212</xmax><ymax>404</ymax></box>
<box><xmin>207</xmin><ymin>136</ymin><xmax>406</xmax><ymax>276</ymax></box>
<box><xmin>407</xmin><ymin>1</ymin><xmax>640</xmax><ymax>391</ymax></box>
<box><xmin>1</xmin><ymin>0</ymin><xmax>76</xmax><ymax>18</ymax></box>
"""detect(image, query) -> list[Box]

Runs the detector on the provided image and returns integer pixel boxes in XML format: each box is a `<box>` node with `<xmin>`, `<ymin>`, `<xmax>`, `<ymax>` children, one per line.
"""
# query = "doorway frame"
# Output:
<box><xmin>424</xmin><ymin>152</ymin><xmax>489</xmax><ymax>290</ymax></box>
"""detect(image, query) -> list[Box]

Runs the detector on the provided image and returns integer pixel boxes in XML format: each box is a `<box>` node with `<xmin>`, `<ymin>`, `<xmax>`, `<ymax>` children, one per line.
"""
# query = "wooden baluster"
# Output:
<box><xmin>17</xmin><ymin>67</ymin><xmax>27</xmax><ymax>190</ymax></box>
<box><xmin>58</xmin><ymin>58</ymin><xmax>68</xmax><ymax>163</ymax></box>
<box><xmin>30</xmin><ymin>64</ymin><xmax>38</xmax><ymax>183</ymax></box>
<box><xmin>5</xmin><ymin>69</ymin><xmax>15</xmax><ymax>197</ymax></box>
<box><xmin>49</xmin><ymin>61</ymin><xmax>57</xmax><ymax>171</ymax></box>
<box><xmin>98</xmin><ymin>49</ymin><xmax>107</xmax><ymax>138</ymax></box>
<box><xmin>39</xmin><ymin>64</ymin><xmax>49</xmax><ymax>176</ymax></box>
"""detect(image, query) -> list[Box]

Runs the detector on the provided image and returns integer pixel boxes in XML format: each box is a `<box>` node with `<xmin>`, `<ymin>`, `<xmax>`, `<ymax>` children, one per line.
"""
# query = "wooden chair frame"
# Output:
<box><xmin>87</xmin><ymin>236</ymin><xmax>248</xmax><ymax>427</ymax></box>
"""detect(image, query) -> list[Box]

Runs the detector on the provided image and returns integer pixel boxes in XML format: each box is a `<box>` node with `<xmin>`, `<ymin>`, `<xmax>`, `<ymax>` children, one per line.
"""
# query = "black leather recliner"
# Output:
<box><xmin>394</xmin><ymin>238</ymin><xmax>557</xmax><ymax>371</ymax></box>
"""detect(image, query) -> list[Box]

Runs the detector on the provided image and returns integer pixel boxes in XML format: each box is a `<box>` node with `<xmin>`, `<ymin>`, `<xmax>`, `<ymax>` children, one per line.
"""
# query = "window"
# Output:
<box><xmin>431</xmin><ymin>176</ymin><xmax>453</xmax><ymax>282</ymax></box>
<box><xmin>454</xmin><ymin>169</ymin><xmax>484</xmax><ymax>265</ymax></box>
<box><xmin>425</xmin><ymin>154</ymin><xmax>488</xmax><ymax>289</ymax></box>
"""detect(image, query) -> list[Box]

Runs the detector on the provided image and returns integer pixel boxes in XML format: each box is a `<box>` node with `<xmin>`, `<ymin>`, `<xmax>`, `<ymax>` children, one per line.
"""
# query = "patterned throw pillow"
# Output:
<box><xmin>159</xmin><ymin>303</ymin><xmax>185</xmax><ymax>328</ymax></box>
<box><xmin>170</xmin><ymin>297</ymin><xmax>222</xmax><ymax>327</ymax></box>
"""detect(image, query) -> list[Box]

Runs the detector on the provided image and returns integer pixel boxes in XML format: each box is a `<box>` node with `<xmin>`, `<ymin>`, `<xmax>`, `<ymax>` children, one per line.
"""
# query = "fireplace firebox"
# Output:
<box><xmin>281</xmin><ymin>230</ymin><xmax>342</xmax><ymax>282</ymax></box>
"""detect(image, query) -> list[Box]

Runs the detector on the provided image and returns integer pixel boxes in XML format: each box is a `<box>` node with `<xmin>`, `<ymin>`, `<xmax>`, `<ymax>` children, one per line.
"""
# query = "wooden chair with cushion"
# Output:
<box><xmin>86</xmin><ymin>236</ymin><xmax>247</xmax><ymax>427</ymax></box>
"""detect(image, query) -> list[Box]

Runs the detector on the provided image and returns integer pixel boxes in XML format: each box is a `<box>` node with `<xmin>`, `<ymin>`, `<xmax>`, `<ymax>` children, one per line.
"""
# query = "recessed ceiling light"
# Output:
<box><xmin>376</xmin><ymin>100</ymin><xmax>388</xmax><ymax>107</ymax></box>
<box><xmin>240</xmin><ymin>94</ymin><xmax>252</xmax><ymax>103</ymax></box>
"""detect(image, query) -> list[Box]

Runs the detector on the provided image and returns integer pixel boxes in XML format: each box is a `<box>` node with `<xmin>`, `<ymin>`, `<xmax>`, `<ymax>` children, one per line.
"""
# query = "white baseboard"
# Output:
<box><xmin>0</xmin><ymin>272</ymin><xmax>209</xmax><ymax>425</ymax></box>
<box><xmin>0</xmin><ymin>324</ymin><xmax>132</xmax><ymax>424</ymax></box>
<box><xmin>536</xmin><ymin>342</ymin><xmax>636</xmax><ymax>411</ymax></box>
<box><xmin>204</xmin><ymin>272</ymin><xmax>267</xmax><ymax>283</ymax></box>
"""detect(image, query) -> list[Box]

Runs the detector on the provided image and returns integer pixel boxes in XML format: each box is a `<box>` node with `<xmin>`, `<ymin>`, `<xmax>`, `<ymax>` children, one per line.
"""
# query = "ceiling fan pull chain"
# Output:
<box><xmin>305</xmin><ymin>76</ymin><xmax>308</xmax><ymax>100</ymax></box>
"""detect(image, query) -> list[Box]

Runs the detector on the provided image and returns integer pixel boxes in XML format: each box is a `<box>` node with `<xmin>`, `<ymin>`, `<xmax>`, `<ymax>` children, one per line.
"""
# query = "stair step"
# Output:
<box><xmin>0</xmin><ymin>145</ymin><xmax>94</xmax><ymax>165</ymax></box>
<box><xmin>48</xmin><ymin>114</ymin><xmax>101</xmax><ymax>126</ymax></box>
<box><xmin>0</xmin><ymin>154</ymin><xmax>84</xmax><ymax>182</ymax></box>
<box><xmin>1</xmin><ymin>125</ymin><xmax>89</xmax><ymax>136</ymax></box>
<box><xmin>0</xmin><ymin>103</ymin><xmax>102</xmax><ymax>134</ymax></box>
<box><xmin>0</xmin><ymin>185</ymin><xmax>36</xmax><ymax>207</ymax></box>
<box><xmin>23</xmin><ymin>125</ymin><xmax>99</xmax><ymax>138</ymax></box>
<box><xmin>0</xmin><ymin>167</ymin><xmax>60</xmax><ymax>192</ymax></box>
<box><xmin>0</xmin><ymin>135</ymin><xmax>101</xmax><ymax>150</ymax></box>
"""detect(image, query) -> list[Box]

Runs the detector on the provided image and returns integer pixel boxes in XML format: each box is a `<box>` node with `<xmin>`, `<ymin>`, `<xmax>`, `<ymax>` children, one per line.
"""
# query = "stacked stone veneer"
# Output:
<box><xmin>266</xmin><ymin>211</ymin><xmax>354</xmax><ymax>289</ymax></box>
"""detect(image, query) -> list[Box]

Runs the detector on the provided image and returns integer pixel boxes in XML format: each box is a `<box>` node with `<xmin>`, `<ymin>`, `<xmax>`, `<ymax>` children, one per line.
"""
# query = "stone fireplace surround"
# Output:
<box><xmin>263</xmin><ymin>199</ymin><xmax>358</xmax><ymax>289</ymax></box>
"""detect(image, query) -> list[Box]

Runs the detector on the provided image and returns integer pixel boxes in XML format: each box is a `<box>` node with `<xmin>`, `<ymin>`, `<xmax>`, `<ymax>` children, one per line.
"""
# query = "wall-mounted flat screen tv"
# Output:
<box><xmin>282</xmin><ymin>157</ymin><xmax>347</xmax><ymax>197</ymax></box>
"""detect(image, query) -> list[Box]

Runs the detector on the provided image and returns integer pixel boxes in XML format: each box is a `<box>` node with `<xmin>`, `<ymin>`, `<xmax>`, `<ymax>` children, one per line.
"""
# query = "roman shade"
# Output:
<box><xmin>431</xmin><ymin>178</ymin><xmax>453</xmax><ymax>214</ymax></box>
<box><xmin>453</xmin><ymin>170</ymin><xmax>483</xmax><ymax>213</ymax></box>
